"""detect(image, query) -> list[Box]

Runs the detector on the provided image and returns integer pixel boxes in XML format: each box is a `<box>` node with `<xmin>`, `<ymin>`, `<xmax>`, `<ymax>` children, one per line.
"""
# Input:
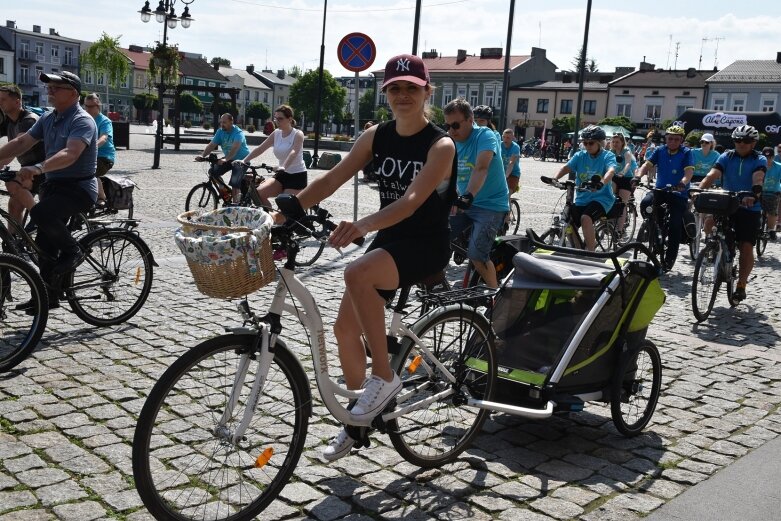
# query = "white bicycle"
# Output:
<box><xmin>131</xmin><ymin>212</ymin><xmax>505</xmax><ymax>521</ymax></box>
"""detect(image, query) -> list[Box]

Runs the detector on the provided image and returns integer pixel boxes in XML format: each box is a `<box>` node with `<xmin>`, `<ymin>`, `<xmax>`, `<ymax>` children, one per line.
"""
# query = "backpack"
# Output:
<box><xmin>102</xmin><ymin>175</ymin><xmax>136</xmax><ymax>210</ymax></box>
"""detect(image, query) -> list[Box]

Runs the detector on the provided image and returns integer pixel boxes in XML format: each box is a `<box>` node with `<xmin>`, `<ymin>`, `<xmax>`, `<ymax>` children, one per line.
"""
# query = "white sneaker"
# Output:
<box><xmin>349</xmin><ymin>374</ymin><xmax>402</xmax><ymax>425</ymax></box>
<box><xmin>322</xmin><ymin>428</ymin><xmax>354</xmax><ymax>462</ymax></box>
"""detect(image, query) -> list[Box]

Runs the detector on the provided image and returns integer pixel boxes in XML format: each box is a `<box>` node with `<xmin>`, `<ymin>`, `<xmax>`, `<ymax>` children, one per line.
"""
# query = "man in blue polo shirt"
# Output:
<box><xmin>444</xmin><ymin>99</ymin><xmax>509</xmax><ymax>288</ymax></box>
<box><xmin>0</xmin><ymin>71</ymin><xmax>97</xmax><ymax>310</ymax></box>
<box><xmin>196</xmin><ymin>113</ymin><xmax>250</xmax><ymax>203</ymax></box>
<box><xmin>699</xmin><ymin>125</ymin><xmax>767</xmax><ymax>302</ymax></box>
<box><xmin>636</xmin><ymin>125</ymin><xmax>695</xmax><ymax>272</ymax></box>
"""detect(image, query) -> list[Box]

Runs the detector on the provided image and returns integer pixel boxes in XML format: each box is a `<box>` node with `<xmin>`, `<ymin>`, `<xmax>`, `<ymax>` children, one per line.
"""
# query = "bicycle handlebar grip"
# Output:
<box><xmin>322</xmin><ymin>218</ymin><xmax>365</xmax><ymax>247</ymax></box>
<box><xmin>0</xmin><ymin>170</ymin><xmax>16</xmax><ymax>182</ymax></box>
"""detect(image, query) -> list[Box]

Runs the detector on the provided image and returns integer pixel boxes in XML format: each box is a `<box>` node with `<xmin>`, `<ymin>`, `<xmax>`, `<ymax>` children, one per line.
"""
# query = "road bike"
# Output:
<box><xmin>690</xmin><ymin>188</ymin><xmax>750</xmax><ymax>322</ymax></box>
<box><xmin>132</xmin><ymin>210</ymin><xmax>501</xmax><ymax>520</ymax></box>
<box><xmin>0</xmin><ymin>252</ymin><xmax>48</xmax><ymax>372</ymax></box>
<box><xmin>0</xmin><ymin>170</ymin><xmax>156</xmax><ymax>327</ymax></box>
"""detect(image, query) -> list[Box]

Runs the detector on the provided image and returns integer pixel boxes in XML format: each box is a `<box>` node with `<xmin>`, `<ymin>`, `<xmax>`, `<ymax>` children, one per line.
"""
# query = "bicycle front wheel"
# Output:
<box><xmin>0</xmin><ymin>254</ymin><xmax>48</xmax><ymax>372</ymax></box>
<box><xmin>692</xmin><ymin>243</ymin><xmax>720</xmax><ymax>322</ymax></box>
<box><xmin>185</xmin><ymin>182</ymin><xmax>219</xmax><ymax>212</ymax></box>
<box><xmin>388</xmin><ymin>307</ymin><xmax>496</xmax><ymax>468</ymax></box>
<box><xmin>595</xmin><ymin>221</ymin><xmax>617</xmax><ymax>252</ymax></box>
<box><xmin>292</xmin><ymin>213</ymin><xmax>327</xmax><ymax>267</ymax></box>
<box><xmin>756</xmin><ymin>215</ymin><xmax>768</xmax><ymax>257</ymax></box>
<box><xmin>133</xmin><ymin>334</ymin><xmax>311</xmax><ymax>521</ymax></box>
<box><xmin>66</xmin><ymin>229</ymin><xmax>153</xmax><ymax>326</ymax></box>
<box><xmin>508</xmin><ymin>198</ymin><xmax>521</xmax><ymax>235</ymax></box>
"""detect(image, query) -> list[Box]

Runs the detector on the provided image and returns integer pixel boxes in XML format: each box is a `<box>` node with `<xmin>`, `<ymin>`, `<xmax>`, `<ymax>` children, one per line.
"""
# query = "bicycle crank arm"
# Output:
<box><xmin>468</xmin><ymin>398</ymin><xmax>554</xmax><ymax>419</ymax></box>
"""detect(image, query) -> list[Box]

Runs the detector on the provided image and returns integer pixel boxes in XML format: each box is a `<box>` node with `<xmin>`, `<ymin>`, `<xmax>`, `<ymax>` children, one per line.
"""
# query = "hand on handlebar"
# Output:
<box><xmin>587</xmin><ymin>175</ymin><xmax>603</xmax><ymax>190</ymax></box>
<box><xmin>194</xmin><ymin>155</ymin><xmax>206</xmax><ymax>162</ymax></box>
<box><xmin>454</xmin><ymin>192</ymin><xmax>474</xmax><ymax>210</ymax></box>
<box><xmin>328</xmin><ymin>220</ymin><xmax>367</xmax><ymax>249</ymax></box>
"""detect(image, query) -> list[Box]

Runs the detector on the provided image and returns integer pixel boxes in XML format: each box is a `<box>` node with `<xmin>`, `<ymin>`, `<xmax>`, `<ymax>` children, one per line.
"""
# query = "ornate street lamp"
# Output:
<box><xmin>139</xmin><ymin>0</ymin><xmax>196</xmax><ymax>169</ymax></box>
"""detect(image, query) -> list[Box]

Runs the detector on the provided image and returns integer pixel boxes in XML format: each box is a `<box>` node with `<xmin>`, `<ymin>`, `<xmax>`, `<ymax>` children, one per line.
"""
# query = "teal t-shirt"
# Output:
<box><xmin>763</xmin><ymin>161</ymin><xmax>781</xmax><ymax>193</ymax></box>
<box><xmin>691</xmin><ymin>148</ymin><xmax>720</xmax><ymax>180</ymax></box>
<box><xmin>211</xmin><ymin>125</ymin><xmax>250</xmax><ymax>160</ymax></box>
<box><xmin>455</xmin><ymin>124</ymin><xmax>509</xmax><ymax>212</ymax></box>
<box><xmin>566</xmin><ymin>148</ymin><xmax>617</xmax><ymax>213</ymax></box>
<box><xmin>613</xmin><ymin>147</ymin><xmax>636</xmax><ymax>179</ymax></box>
<box><xmin>501</xmin><ymin>141</ymin><xmax>521</xmax><ymax>178</ymax></box>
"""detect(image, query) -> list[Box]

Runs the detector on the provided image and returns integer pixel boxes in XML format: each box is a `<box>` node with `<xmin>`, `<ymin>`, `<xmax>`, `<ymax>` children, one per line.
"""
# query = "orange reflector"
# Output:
<box><xmin>407</xmin><ymin>355</ymin><xmax>422</xmax><ymax>373</ymax></box>
<box><xmin>134</xmin><ymin>267</ymin><xmax>141</xmax><ymax>285</ymax></box>
<box><xmin>254</xmin><ymin>447</ymin><xmax>273</xmax><ymax>468</ymax></box>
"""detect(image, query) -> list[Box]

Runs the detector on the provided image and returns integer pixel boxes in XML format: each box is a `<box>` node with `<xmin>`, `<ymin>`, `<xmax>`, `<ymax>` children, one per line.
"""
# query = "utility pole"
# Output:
<box><xmin>712</xmin><ymin>37</ymin><xmax>725</xmax><ymax>68</ymax></box>
<box><xmin>699</xmin><ymin>37</ymin><xmax>710</xmax><ymax>69</ymax></box>
<box><xmin>665</xmin><ymin>34</ymin><xmax>673</xmax><ymax>69</ymax></box>
<box><xmin>673</xmin><ymin>42</ymin><xmax>681</xmax><ymax>70</ymax></box>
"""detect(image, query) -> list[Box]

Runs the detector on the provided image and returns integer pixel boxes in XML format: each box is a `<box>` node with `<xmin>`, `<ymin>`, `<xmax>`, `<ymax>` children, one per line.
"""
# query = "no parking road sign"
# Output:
<box><xmin>337</xmin><ymin>32</ymin><xmax>376</xmax><ymax>72</ymax></box>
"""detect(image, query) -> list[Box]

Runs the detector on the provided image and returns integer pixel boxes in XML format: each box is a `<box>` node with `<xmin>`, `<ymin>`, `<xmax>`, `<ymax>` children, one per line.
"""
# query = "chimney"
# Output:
<box><xmin>480</xmin><ymin>47</ymin><xmax>503</xmax><ymax>59</ymax></box>
<box><xmin>5</xmin><ymin>20</ymin><xmax>16</xmax><ymax>29</ymax></box>
<box><xmin>422</xmin><ymin>49</ymin><xmax>438</xmax><ymax>59</ymax></box>
<box><xmin>33</xmin><ymin>25</ymin><xmax>41</xmax><ymax>33</ymax></box>
<box><xmin>639</xmin><ymin>61</ymin><xmax>655</xmax><ymax>71</ymax></box>
<box><xmin>531</xmin><ymin>47</ymin><xmax>546</xmax><ymax>58</ymax></box>
<box><xmin>277</xmin><ymin>69</ymin><xmax>285</xmax><ymax>79</ymax></box>
<box><xmin>246</xmin><ymin>64</ymin><xmax>254</xmax><ymax>74</ymax></box>
<box><xmin>213</xmin><ymin>62</ymin><xmax>219</xmax><ymax>70</ymax></box>
<box><xmin>777</xmin><ymin>52</ymin><xmax>781</xmax><ymax>64</ymax></box>
<box><xmin>49</xmin><ymin>28</ymin><xmax>58</xmax><ymax>35</ymax></box>
<box><xmin>129</xmin><ymin>44</ymin><xmax>144</xmax><ymax>52</ymax></box>
<box><xmin>456</xmin><ymin>49</ymin><xmax>467</xmax><ymax>64</ymax></box>
<box><xmin>686</xmin><ymin>67</ymin><xmax>696</xmax><ymax>78</ymax></box>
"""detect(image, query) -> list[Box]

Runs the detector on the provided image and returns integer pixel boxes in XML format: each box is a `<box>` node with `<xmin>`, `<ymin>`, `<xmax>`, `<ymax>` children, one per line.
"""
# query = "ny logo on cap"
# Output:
<box><xmin>396</xmin><ymin>58</ymin><xmax>410</xmax><ymax>72</ymax></box>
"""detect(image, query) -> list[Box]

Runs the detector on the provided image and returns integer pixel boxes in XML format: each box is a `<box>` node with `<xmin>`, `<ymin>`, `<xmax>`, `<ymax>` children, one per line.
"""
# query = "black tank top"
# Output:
<box><xmin>372</xmin><ymin>120</ymin><xmax>456</xmax><ymax>240</ymax></box>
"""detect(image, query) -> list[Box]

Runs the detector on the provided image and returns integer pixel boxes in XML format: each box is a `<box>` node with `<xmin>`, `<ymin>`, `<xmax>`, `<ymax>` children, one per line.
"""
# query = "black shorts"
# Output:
<box><xmin>570</xmin><ymin>201</ymin><xmax>607</xmax><ymax>226</ymax></box>
<box><xmin>730</xmin><ymin>208</ymin><xmax>761</xmax><ymax>245</ymax></box>
<box><xmin>367</xmin><ymin>232</ymin><xmax>451</xmax><ymax>301</ymax></box>
<box><xmin>274</xmin><ymin>170</ymin><xmax>307</xmax><ymax>190</ymax></box>
<box><xmin>96</xmin><ymin>157</ymin><xmax>114</xmax><ymax>177</ymax></box>
<box><xmin>613</xmin><ymin>176</ymin><xmax>633</xmax><ymax>192</ymax></box>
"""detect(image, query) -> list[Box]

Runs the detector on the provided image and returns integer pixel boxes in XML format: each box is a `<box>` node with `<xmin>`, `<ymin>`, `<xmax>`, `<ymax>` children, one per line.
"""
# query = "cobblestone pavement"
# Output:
<box><xmin>1</xmin><ymin>130</ymin><xmax>780</xmax><ymax>520</ymax></box>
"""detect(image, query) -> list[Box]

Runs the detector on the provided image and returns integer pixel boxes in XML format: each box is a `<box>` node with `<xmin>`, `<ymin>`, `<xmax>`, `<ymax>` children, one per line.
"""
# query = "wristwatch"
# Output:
<box><xmin>33</xmin><ymin>163</ymin><xmax>44</xmax><ymax>174</ymax></box>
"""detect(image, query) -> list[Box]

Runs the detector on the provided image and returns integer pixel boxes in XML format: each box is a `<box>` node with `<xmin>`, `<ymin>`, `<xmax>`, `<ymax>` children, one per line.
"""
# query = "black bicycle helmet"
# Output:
<box><xmin>731</xmin><ymin>124</ymin><xmax>759</xmax><ymax>141</ymax></box>
<box><xmin>473</xmin><ymin>105</ymin><xmax>493</xmax><ymax>120</ymax></box>
<box><xmin>580</xmin><ymin>125</ymin><xmax>606</xmax><ymax>141</ymax></box>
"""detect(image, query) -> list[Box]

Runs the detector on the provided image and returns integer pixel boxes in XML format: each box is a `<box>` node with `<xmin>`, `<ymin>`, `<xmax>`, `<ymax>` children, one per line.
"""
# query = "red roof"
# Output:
<box><xmin>424</xmin><ymin>54</ymin><xmax>530</xmax><ymax>73</ymax></box>
<box><xmin>120</xmin><ymin>48</ymin><xmax>151</xmax><ymax>70</ymax></box>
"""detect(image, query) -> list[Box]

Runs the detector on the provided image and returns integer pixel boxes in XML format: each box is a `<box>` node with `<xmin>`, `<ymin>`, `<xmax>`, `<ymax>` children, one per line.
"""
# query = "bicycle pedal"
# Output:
<box><xmin>344</xmin><ymin>425</ymin><xmax>371</xmax><ymax>449</ymax></box>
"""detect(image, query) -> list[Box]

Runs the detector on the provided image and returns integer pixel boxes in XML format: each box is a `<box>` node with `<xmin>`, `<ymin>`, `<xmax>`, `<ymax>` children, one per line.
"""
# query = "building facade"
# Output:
<box><xmin>705</xmin><ymin>54</ymin><xmax>781</xmax><ymax>114</ymax></box>
<box><xmin>0</xmin><ymin>34</ymin><xmax>13</xmax><ymax>84</ymax></box>
<box><xmin>218</xmin><ymin>65</ymin><xmax>272</xmax><ymax>126</ymax></box>
<box><xmin>249</xmin><ymin>68</ymin><xmax>295</xmax><ymax>109</ymax></box>
<box><xmin>178</xmin><ymin>52</ymin><xmax>228</xmax><ymax>116</ymax></box>
<box><xmin>79</xmin><ymin>40</ymin><xmax>134</xmax><ymax>118</ymax></box>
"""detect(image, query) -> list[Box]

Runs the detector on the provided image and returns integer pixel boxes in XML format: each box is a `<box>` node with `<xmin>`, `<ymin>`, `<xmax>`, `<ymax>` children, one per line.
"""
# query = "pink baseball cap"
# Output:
<box><xmin>381</xmin><ymin>54</ymin><xmax>430</xmax><ymax>89</ymax></box>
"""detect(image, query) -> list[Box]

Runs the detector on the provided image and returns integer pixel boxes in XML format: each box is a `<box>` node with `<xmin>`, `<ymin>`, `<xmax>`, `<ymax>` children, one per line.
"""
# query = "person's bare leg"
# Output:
<box><xmin>581</xmin><ymin>215</ymin><xmax>596</xmax><ymax>251</ymax></box>
<box><xmin>471</xmin><ymin>259</ymin><xmax>498</xmax><ymax>288</ymax></box>
<box><xmin>257</xmin><ymin>179</ymin><xmax>282</xmax><ymax>208</ymax></box>
<box><xmin>737</xmin><ymin>241</ymin><xmax>754</xmax><ymax>287</ymax></box>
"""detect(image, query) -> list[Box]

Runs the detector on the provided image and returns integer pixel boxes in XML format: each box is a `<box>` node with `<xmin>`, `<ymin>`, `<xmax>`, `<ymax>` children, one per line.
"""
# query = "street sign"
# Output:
<box><xmin>337</xmin><ymin>33</ymin><xmax>376</xmax><ymax>73</ymax></box>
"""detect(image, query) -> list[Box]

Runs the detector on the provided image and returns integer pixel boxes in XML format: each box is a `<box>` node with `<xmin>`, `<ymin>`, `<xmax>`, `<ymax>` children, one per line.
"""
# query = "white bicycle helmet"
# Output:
<box><xmin>731</xmin><ymin>125</ymin><xmax>759</xmax><ymax>141</ymax></box>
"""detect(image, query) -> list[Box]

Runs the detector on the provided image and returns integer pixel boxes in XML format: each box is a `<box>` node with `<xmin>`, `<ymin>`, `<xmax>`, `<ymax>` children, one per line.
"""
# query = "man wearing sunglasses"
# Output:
<box><xmin>444</xmin><ymin>99</ymin><xmax>509</xmax><ymax>288</ymax></box>
<box><xmin>636</xmin><ymin>125</ymin><xmax>695</xmax><ymax>272</ymax></box>
<box><xmin>698</xmin><ymin>125</ymin><xmax>766</xmax><ymax>302</ymax></box>
<box><xmin>0</xmin><ymin>71</ymin><xmax>97</xmax><ymax>311</ymax></box>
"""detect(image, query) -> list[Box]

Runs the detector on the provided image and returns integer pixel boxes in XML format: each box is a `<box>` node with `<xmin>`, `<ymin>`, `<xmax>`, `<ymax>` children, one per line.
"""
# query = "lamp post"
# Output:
<box><xmin>139</xmin><ymin>0</ymin><xmax>195</xmax><ymax>169</ymax></box>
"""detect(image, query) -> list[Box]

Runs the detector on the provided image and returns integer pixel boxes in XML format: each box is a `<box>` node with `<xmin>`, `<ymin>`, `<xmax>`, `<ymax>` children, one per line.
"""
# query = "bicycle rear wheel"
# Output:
<box><xmin>292</xmin><ymin>212</ymin><xmax>327</xmax><ymax>267</ymax></box>
<box><xmin>610</xmin><ymin>340</ymin><xmax>662</xmax><ymax>436</ymax></box>
<box><xmin>0</xmin><ymin>254</ymin><xmax>48</xmax><ymax>372</ymax></box>
<box><xmin>595</xmin><ymin>221</ymin><xmax>617</xmax><ymax>252</ymax></box>
<box><xmin>617</xmin><ymin>204</ymin><xmax>637</xmax><ymax>246</ymax></box>
<box><xmin>508</xmin><ymin>198</ymin><xmax>521</xmax><ymax>235</ymax></box>
<box><xmin>756</xmin><ymin>214</ymin><xmax>768</xmax><ymax>257</ymax></box>
<box><xmin>65</xmin><ymin>229</ymin><xmax>153</xmax><ymax>326</ymax></box>
<box><xmin>185</xmin><ymin>182</ymin><xmax>219</xmax><ymax>212</ymax></box>
<box><xmin>133</xmin><ymin>334</ymin><xmax>310</xmax><ymax>521</ymax></box>
<box><xmin>388</xmin><ymin>307</ymin><xmax>496</xmax><ymax>468</ymax></box>
<box><xmin>692</xmin><ymin>243</ymin><xmax>720</xmax><ymax>322</ymax></box>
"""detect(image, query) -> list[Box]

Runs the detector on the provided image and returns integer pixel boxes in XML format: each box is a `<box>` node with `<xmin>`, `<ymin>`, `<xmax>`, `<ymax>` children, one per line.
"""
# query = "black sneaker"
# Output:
<box><xmin>770</xmin><ymin>231</ymin><xmax>777</xmax><ymax>241</ymax></box>
<box><xmin>733</xmin><ymin>287</ymin><xmax>746</xmax><ymax>302</ymax></box>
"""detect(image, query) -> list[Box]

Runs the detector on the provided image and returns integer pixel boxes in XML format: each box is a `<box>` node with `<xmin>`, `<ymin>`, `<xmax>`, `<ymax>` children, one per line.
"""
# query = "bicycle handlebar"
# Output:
<box><xmin>540</xmin><ymin>175</ymin><xmax>601</xmax><ymax>193</ymax></box>
<box><xmin>0</xmin><ymin>167</ymin><xmax>16</xmax><ymax>182</ymax></box>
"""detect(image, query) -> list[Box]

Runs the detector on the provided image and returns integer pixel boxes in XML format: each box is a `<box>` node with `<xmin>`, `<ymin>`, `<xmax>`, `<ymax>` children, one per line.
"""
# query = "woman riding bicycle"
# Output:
<box><xmin>240</xmin><ymin>104</ymin><xmax>307</xmax><ymax>208</ymax></box>
<box><xmin>610</xmin><ymin>131</ymin><xmax>637</xmax><ymax>237</ymax></box>
<box><xmin>275</xmin><ymin>54</ymin><xmax>456</xmax><ymax>461</ymax></box>
<box><xmin>553</xmin><ymin>125</ymin><xmax>617</xmax><ymax>251</ymax></box>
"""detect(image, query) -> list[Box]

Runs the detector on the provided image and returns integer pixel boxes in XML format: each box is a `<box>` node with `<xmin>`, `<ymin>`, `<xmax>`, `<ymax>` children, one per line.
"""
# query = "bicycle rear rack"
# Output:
<box><xmin>417</xmin><ymin>285</ymin><xmax>497</xmax><ymax>308</ymax></box>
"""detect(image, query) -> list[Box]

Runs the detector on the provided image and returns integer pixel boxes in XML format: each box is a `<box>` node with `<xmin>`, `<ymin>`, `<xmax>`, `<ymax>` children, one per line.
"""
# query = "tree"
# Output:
<box><xmin>246</xmin><ymin>101</ymin><xmax>271</xmax><ymax>127</ymax></box>
<box><xmin>598</xmin><ymin>116</ymin><xmax>636</xmax><ymax>133</ymax></box>
<box><xmin>288</xmin><ymin>69</ymin><xmax>346</xmax><ymax>132</ymax></box>
<box><xmin>132</xmin><ymin>92</ymin><xmax>157</xmax><ymax>123</ymax></box>
<box><xmin>148</xmin><ymin>42</ymin><xmax>180</xmax><ymax>89</ymax></box>
<box><xmin>570</xmin><ymin>46</ymin><xmax>598</xmax><ymax>73</ymax></box>
<box><xmin>359</xmin><ymin>88</ymin><xmax>375</xmax><ymax>121</ymax></box>
<box><xmin>210</xmin><ymin>56</ymin><xmax>231</xmax><ymax>68</ymax></box>
<box><xmin>376</xmin><ymin>106</ymin><xmax>390</xmax><ymax>122</ymax></box>
<box><xmin>552</xmin><ymin>115</ymin><xmax>576</xmax><ymax>133</ymax></box>
<box><xmin>179</xmin><ymin>92</ymin><xmax>203</xmax><ymax>122</ymax></box>
<box><xmin>80</xmin><ymin>32</ymin><xmax>131</xmax><ymax>113</ymax></box>
<box><xmin>287</xmin><ymin>65</ymin><xmax>302</xmax><ymax>79</ymax></box>
<box><xmin>428</xmin><ymin>106</ymin><xmax>444</xmax><ymax>125</ymax></box>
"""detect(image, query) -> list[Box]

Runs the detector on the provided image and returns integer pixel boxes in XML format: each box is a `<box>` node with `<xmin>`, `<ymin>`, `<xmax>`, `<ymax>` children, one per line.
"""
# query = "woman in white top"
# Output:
<box><xmin>240</xmin><ymin>104</ymin><xmax>307</xmax><ymax>207</ymax></box>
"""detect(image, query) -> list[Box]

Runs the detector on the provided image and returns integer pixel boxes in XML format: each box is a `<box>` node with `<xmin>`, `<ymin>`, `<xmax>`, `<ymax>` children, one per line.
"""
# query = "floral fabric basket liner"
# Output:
<box><xmin>175</xmin><ymin>206</ymin><xmax>276</xmax><ymax>298</ymax></box>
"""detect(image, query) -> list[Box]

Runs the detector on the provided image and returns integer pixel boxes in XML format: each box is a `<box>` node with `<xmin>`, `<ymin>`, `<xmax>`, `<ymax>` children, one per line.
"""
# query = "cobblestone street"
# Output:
<box><xmin>1</xmin><ymin>129</ymin><xmax>780</xmax><ymax>520</ymax></box>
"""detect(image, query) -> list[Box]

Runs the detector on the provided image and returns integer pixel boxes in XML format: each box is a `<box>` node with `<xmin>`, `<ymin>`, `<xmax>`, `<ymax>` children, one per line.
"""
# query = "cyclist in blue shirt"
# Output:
<box><xmin>500</xmin><ymin>128</ymin><xmax>521</xmax><ymax>194</ymax></box>
<box><xmin>691</xmin><ymin>133</ymin><xmax>720</xmax><ymax>183</ymax></box>
<box><xmin>553</xmin><ymin>125</ymin><xmax>617</xmax><ymax>251</ymax></box>
<box><xmin>699</xmin><ymin>125</ymin><xmax>767</xmax><ymax>302</ymax></box>
<box><xmin>636</xmin><ymin>125</ymin><xmax>695</xmax><ymax>272</ymax></box>
<box><xmin>610</xmin><ymin>132</ymin><xmax>636</xmax><ymax>237</ymax></box>
<box><xmin>195</xmin><ymin>113</ymin><xmax>250</xmax><ymax>203</ymax></box>
<box><xmin>445</xmin><ymin>99</ymin><xmax>509</xmax><ymax>287</ymax></box>
<box><xmin>760</xmin><ymin>147</ymin><xmax>781</xmax><ymax>240</ymax></box>
<box><xmin>83</xmin><ymin>93</ymin><xmax>115</xmax><ymax>206</ymax></box>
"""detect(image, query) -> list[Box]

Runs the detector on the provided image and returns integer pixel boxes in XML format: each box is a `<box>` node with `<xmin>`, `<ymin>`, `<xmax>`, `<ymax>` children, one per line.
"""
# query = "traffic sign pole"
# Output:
<box><xmin>353</xmin><ymin>71</ymin><xmax>360</xmax><ymax>220</ymax></box>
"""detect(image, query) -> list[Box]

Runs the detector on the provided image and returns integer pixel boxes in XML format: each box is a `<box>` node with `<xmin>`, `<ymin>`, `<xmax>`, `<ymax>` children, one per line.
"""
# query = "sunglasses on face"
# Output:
<box><xmin>733</xmin><ymin>138</ymin><xmax>756</xmax><ymax>144</ymax></box>
<box><xmin>583</xmin><ymin>140</ymin><xmax>598</xmax><ymax>146</ymax></box>
<box><xmin>84</xmin><ymin>104</ymin><xmax>99</xmax><ymax>108</ymax></box>
<box><xmin>442</xmin><ymin>121</ymin><xmax>464</xmax><ymax>132</ymax></box>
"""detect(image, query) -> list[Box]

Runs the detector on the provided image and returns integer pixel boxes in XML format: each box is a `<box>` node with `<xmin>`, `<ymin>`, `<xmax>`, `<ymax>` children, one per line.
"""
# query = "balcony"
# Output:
<box><xmin>18</xmin><ymin>52</ymin><xmax>37</xmax><ymax>63</ymax></box>
<box><xmin>62</xmin><ymin>59</ymin><xmax>79</xmax><ymax>71</ymax></box>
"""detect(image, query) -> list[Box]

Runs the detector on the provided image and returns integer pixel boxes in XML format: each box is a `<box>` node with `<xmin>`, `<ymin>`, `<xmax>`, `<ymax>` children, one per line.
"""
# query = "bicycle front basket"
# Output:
<box><xmin>175</xmin><ymin>207</ymin><xmax>275</xmax><ymax>299</ymax></box>
<box><xmin>693</xmin><ymin>191</ymin><xmax>739</xmax><ymax>216</ymax></box>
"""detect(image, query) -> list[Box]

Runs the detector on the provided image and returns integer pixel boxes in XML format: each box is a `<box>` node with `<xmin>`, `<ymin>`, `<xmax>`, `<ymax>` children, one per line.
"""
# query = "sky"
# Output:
<box><xmin>5</xmin><ymin>0</ymin><xmax>781</xmax><ymax>78</ymax></box>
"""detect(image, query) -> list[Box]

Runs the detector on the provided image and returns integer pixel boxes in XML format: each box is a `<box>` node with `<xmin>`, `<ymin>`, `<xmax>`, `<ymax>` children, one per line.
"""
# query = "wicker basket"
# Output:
<box><xmin>176</xmin><ymin>208</ymin><xmax>276</xmax><ymax>299</ymax></box>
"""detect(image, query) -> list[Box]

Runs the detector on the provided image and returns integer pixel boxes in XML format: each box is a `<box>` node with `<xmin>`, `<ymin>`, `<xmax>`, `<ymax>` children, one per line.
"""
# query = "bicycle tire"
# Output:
<box><xmin>388</xmin><ymin>306</ymin><xmax>496</xmax><ymax>468</ymax></box>
<box><xmin>0</xmin><ymin>254</ymin><xmax>48</xmax><ymax>372</ymax></box>
<box><xmin>185</xmin><ymin>182</ymin><xmax>219</xmax><ymax>212</ymax></box>
<box><xmin>617</xmin><ymin>204</ymin><xmax>637</xmax><ymax>246</ymax></box>
<box><xmin>133</xmin><ymin>334</ymin><xmax>311</xmax><ymax>521</ymax></box>
<box><xmin>508</xmin><ymin>198</ymin><xmax>521</xmax><ymax>235</ymax></box>
<box><xmin>726</xmin><ymin>256</ymin><xmax>738</xmax><ymax>307</ymax></box>
<box><xmin>691</xmin><ymin>243</ymin><xmax>720</xmax><ymax>322</ymax></box>
<box><xmin>292</xmin><ymin>213</ymin><xmax>327</xmax><ymax>267</ymax></box>
<box><xmin>65</xmin><ymin>228</ymin><xmax>153</xmax><ymax>326</ymax></box>
<box><xmin>610</xmin><ymin>340</ymin><xmax>662</xmax><ymax>436</ymax></box>
<box><xmin>595</xmin><ymin>221</ymin><xmax>617</xmax><ymax>252</ymax></box>
<box><xmin>756</xmin><ymin>214</ymin><xmax>768</xmax><ymax>257</ymax></box>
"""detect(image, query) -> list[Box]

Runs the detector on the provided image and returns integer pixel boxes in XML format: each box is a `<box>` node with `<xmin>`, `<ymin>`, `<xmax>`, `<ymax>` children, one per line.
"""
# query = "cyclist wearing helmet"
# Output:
<box><xmin>699</xmin><ymin>125</ymin><xmax>766</xmax><ymax>302</ymax></box>
<box><xmin>636</xmin><ymin>125</ymin><xmax>695</xmax><ymax>272</ymax></box>
<box><xmin>553</xmin><ymin>125</ymin><xmax>617</xmax><ymax>251</ymax></box>
<box><xmin>473</xmin><ymin>104</ymin><xmax>502</xmax><ymax>143</ymax></box>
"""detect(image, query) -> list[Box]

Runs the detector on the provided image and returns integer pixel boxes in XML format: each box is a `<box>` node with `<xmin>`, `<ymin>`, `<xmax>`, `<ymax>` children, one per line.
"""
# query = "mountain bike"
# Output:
<box><xmin>756</xmin><ymin>208</ymin><xmax>770</xmax><ymax>258</ymax></box>
<box><xmin>0</xmin><ymin>170</ymin><xmax>156</xmax><ymax>327</ymax></box>
<box><xmin>132</xmin><ymin>210</ymin><xmax>500</xmax><ymax>520</ymax></box>
<box><xmin>690</xmin><ymin>188</ymin><xmax>750</xmax><ymax>322</ymax></box>
<box><xmin>635</xmin><ymin>185</ymin><xmax>690</xmax><ymax>267</ymax></box>
<box><xmin>0</xmin><ymin>253</ymin><xmax>48</xmax><ymax>372</ymax></box>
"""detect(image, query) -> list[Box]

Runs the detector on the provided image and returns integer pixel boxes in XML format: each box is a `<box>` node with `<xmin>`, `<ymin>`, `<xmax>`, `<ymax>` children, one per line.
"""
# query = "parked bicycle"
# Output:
<box><xmin>132</xmin><ymin>209</ymin><xmax>499</xmax><ymax>520</ymax></box>
<box><xmin>0</xmin><ymin>169</ymin><xmax>156</xmax><ymax>328</ymax></box>
<box><xmin>689</xmin><ymin>188</ymin><xmax>751</xmax><ymax>321</ymax></box>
